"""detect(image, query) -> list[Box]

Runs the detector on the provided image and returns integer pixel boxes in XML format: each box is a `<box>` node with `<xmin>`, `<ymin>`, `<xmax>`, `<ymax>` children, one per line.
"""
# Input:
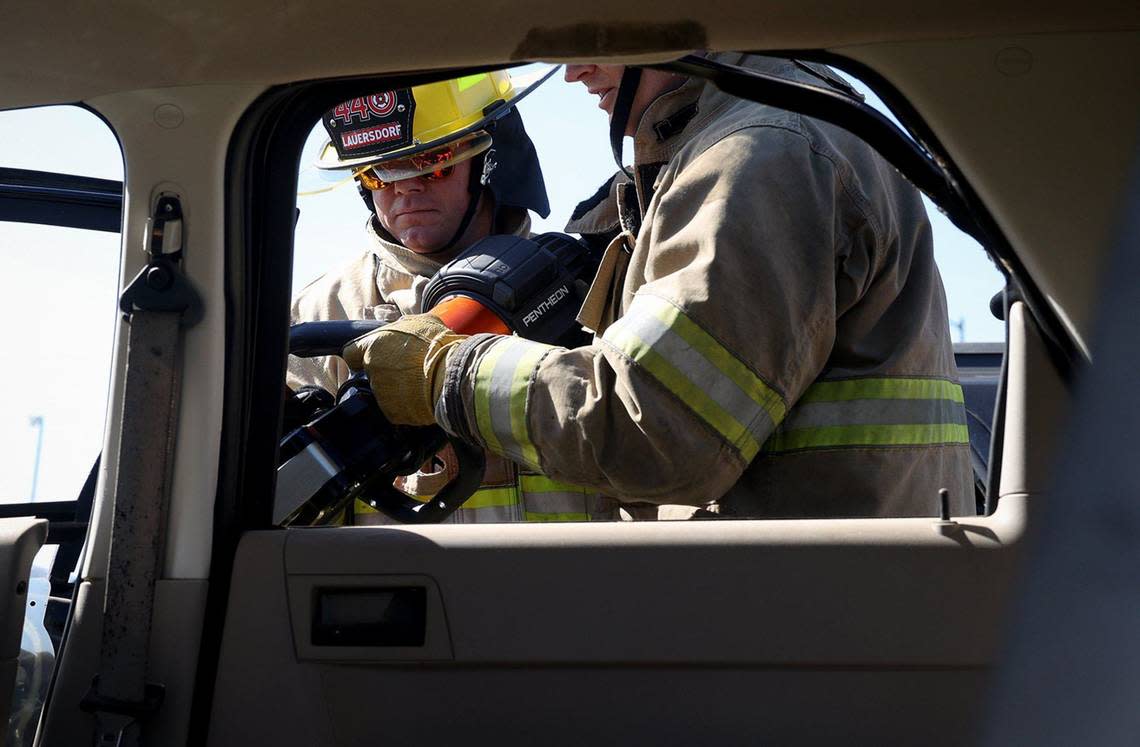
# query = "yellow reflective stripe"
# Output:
<box><xmin>800</xmin><ymin>377</ymin><xmax>965</xmax><ymax>404</ymax></box>
<box><xmin>524</xmin><ymin>511</ymin><xmax>590</xmax><ymax>522</ymax></box>
<box><xmin>473</xmin><ymin>337</ymin><xmax>553</xmax><ymax>471</ymax></box>
<box><xmin>764</xmin><ymin>377</ymin><xmax>969</xmax><ymax>453</ymax></box>
<box><xmin>765</xmin><ymin>423</ymin><xmax>970</xmax><ymax>452</ymax></box>
<box><xmin>518</xmin><ymin>474</ymin><xmax>594</xmax><ymax>522</ymax></box>
<box><xmin>462</xmin><ymin>486</ymin><xmax>520</xmax><ymax>509</ymax></box>
<box><xmin>603</xmin><ymin>295</ymin><xmax>784</xmax><ymax>462</ymax></box>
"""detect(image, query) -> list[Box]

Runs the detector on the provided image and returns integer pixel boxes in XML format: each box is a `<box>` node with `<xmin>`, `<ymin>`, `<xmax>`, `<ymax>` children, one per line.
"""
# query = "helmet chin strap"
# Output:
<box><xmin>609</xmin><ymin>67</ymin><xmax>643</xmax><ymax>179</ymax></box>
<box><xmin>419</xmin><ymin>157</ymin><xmax>486</xmax><ymax>257</ymax></box>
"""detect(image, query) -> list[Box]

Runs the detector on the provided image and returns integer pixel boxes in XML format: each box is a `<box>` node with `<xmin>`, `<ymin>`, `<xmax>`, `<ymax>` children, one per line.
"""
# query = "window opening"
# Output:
<box><xmin>282</xmin><ymin>56</ymin><xmax>1003</xmax><ymax>527</ymax></box>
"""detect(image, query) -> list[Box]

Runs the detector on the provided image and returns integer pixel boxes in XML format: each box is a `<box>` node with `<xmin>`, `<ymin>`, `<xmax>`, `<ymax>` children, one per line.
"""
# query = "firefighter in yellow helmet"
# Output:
<box><xmin>290</xmin><ymin>69</ymin><xmax>552</xmax><ymax>396</ymax></box>
<box><xmin>288</xmin><ymin>69</ymin><xmax>619</xmax><ymax>524</ymax></box>
<box><xmin>313</xmin><ymin>71</ymin><xmax>551</xmax><ymax>260</ymax></box>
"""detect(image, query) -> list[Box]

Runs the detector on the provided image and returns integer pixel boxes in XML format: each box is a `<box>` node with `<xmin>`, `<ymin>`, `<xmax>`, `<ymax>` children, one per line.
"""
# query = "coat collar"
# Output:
<box><xmin>630</xmin><ymin>53</ymin><xmax>806</xmax><ymax>166</ymax></box>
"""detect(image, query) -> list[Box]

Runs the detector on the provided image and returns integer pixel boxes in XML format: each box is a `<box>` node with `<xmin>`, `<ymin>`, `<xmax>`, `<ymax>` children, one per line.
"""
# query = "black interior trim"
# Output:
<box><xmin>0</xmin><ymin>497</ymin><xmax>86</xmax><ymax>541</ymax></box>
<box><xmin>0</xmin><ymin>500</ymin><xmax>79</xmax><ymax>520</ymax></box>
<box><xmin>986</xmin><ymin>288</ymin><xmax>1014</xmax><ymax>514</ymax></box>
<box><xmin>49</xmin><ymin>456</ymin><xmax>99</xmax><ymax>589</ymax></box>
<box><xmin>0</xmin><ymin>167</ymin><xmax>122</xmax><ymax>232</ymax></box>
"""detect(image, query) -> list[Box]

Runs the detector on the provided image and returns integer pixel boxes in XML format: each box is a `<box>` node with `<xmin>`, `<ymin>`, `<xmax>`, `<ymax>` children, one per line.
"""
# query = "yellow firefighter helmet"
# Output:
<box><xmin>317</xmin><ymin>70</ymin><xmax>524</xmax><ymax>181</ymax></box>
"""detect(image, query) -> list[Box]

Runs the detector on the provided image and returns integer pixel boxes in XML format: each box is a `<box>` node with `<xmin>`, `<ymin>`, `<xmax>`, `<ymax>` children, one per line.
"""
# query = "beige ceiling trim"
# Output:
<box><xmin>0</xmin><ymin>1</ymin><xmax>1137</xmax><ymax>108</ymax></box>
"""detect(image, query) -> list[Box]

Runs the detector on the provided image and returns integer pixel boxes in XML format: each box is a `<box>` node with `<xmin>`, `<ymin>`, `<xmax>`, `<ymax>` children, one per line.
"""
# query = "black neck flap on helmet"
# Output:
<box><xmin>479</xmin><ymin>105</ymin><xmax>550</xmax><ymax>219</ymax></box>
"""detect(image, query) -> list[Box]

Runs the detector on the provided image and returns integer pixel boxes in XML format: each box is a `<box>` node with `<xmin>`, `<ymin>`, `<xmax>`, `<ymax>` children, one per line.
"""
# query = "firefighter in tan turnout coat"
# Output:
<box><xmin>289</xmin><ymin>70</ymin><xmax>618</xmax><ymax>523</ymax></box>
<box><xmin>345</xmin><ymin>54</ymin><xmax>975</xmax><ymax>518</ymax></box>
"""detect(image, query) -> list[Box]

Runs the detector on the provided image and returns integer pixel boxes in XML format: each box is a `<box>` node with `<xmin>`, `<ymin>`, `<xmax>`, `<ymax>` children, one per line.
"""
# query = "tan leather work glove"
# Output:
<box><xmin>342</xmin><ymin>314</ymin><xmax>468</xmax><ymax>426</ymax></box>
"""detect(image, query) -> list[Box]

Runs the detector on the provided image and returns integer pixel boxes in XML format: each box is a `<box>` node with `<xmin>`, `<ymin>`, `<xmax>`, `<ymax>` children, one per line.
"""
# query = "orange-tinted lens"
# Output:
<box><xmin>414</xmin><ymin>147</ymin><xmax>453</xmax><ymax>170</ymax></box>
<box><xmin>357</xmin><ymin>168</ymin><xmax>388</xmax><ymax>191</ymax></box>
<box><xmin>364</xmin><ymin>131</ymin><xmax>491</xmax><ymax>183</ymax></box>
<box><xmin>423</xmin><ymin>165</ymin><xmax>454</xmax><ymax>181</ymax></box>
<box><xmin>357</xmin><ymin>164</ymin><xmax>453</xmax><ymax>190</ymax></box>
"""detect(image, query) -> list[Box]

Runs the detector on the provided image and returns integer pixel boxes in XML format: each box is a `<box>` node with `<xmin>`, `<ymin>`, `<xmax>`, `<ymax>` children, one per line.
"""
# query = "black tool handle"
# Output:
<box><xmin>356</xmin><ymin>434</ymin><xmax>486</xmax><ymax>524</ymax></box>
<box><xmin>290</xmin><ymin>320</ymin><xmax>385</xmax><ymax>357</ymax></box>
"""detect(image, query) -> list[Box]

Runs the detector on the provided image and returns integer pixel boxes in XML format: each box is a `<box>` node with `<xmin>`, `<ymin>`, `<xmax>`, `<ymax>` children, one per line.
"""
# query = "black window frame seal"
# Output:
<box><xmin>0</xmin><ymin>167</ymin><xmax>122</xmax><ymax>233</ymax></box>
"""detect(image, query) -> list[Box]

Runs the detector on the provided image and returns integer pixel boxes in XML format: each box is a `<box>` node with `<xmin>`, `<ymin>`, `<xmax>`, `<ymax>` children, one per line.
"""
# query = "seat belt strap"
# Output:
<box><xmin>80</xmin><ymin>194</ymin><xmax>201</xmax><ymax>747</ymax></box>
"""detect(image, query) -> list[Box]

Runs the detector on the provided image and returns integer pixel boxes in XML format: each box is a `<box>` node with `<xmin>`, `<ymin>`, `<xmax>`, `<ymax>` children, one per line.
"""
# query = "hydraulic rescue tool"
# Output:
<box><xmin>275</xmin><ymin>232</ymin><xmax>598</xmax><ymax>525</ymax></box>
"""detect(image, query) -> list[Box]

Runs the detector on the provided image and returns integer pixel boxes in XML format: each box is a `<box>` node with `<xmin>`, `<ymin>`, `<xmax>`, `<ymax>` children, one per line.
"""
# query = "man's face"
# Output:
<box><xmin>371</xmin><ymin>158</ymin><xmax>474</xmax><ymax>254</ymax></box>
<box><xmin>564</xmin><ymin>64</ymin><xmax>684</xmax><ymax>136</ymax></box>
<box><xmin>564</xmin><ymin>64</ymin><xmax>625</xmax><ymax>117</ymax></box>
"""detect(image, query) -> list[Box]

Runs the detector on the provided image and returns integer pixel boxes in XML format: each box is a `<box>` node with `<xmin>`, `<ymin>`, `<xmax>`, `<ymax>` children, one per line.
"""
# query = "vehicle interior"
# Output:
<box><xmin>0</xmin><ymin>2</ymin><xmax>1138</xmax><ymax>745</ymax></box>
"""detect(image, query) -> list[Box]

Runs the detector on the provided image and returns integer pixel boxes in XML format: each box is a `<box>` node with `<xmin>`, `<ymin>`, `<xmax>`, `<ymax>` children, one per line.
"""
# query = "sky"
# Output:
<box><xmin>0</xmin><ymin>63</ymin><xmax>1005</xmax><ymax>505</ymax></box>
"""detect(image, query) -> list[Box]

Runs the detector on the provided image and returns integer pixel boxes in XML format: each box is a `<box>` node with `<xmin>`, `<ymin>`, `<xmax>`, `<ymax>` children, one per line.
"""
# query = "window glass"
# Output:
<box><xmin>0</xmin><ymin>104</ymin><xmax>121</xmax><ymax>745</ymax></box>
<box><xmin>0</xmin><ymin>223</ymin><xmax>120</xmax><ymax>504</ymax></box>
<box><xmin>0</xmin><ymin>106</ymin><xmax>122</xmax><ymax>180</ymax></box>
<box><xmin>284</xmin><ymin>59</ymin><xmax>1003</xmax><ymax>527</ymax></box>
<box><xmin>0</xmin><ymin>106</ymin><xmax>122</xmax><ymax>505</ymax></box>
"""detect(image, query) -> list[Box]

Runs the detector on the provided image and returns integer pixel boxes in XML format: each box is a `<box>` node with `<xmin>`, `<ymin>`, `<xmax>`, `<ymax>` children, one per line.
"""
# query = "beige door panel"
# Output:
<box><xmin>210</xmin><ymin>502</ymin><xmax>1024</xmax><ymax>745</ymax></box>
<box><xmin>209</xmin><ymin>302</ymin><xmax>1056</xmax><ymax>744</ymax></box>
<box><xmin>285</xmin><ymin>507</ymin><xmax>1023</xmax><ymax>666</ymax></box>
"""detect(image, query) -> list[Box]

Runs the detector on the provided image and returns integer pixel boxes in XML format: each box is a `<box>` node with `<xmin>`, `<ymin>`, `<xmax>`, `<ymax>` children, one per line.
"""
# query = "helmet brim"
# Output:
<box><xmin>358</xmin><ymin>130</ymin><xmax>492</xmax><ymax>183</ymax></box>
<box><xmin>316</xmin><ymin>65</ymin><xmax>559</xmax><ymax>172</ymax></box>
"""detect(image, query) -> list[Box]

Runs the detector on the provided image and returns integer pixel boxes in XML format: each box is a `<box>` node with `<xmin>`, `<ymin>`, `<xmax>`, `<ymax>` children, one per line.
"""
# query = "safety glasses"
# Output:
<box><xmin>355</xmin><ymin>130</ymin><xmax>492</xmax><ymax>191</ymax></box>
<box><xmin>356</xmin><ymin>164</ymin><xmax>453</xmax><ymax>191</ymax></box>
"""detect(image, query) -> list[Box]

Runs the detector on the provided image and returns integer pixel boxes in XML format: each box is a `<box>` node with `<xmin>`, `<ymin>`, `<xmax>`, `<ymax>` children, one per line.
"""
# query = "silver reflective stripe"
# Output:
<box><xmin>522</xmin><ymin>490</ymin><xmax>589</xmax><ymax>516</ymax></box>
<box><xmin>473</xmin><ymin>337</ymin><xmax>550</xmax><ymax>469</ymax></box>
<box><xmin>486</xmin><ymin>339</ymin><xmax>531</xmax><ymax>460</ymax></box>
<box><xmin>600</xmin><ymin>294</ymin><xmax>785</xmax><ymax>461</ymax></box>
<box><xmin>780</xmin><ymin>397</ymin><xmax>968</xmax><ymax>430</ymax></box>
<box><xmin>518</xmin><ymin>475</ymin><xmax>601</xmax><ymax>521</ymax></box>
<box><xmin>274</xmin><ymin>441</ymin><xmax>340</xmax><ymax>524</ymax></box>
<box><xmin>607</xmin><ymin>311</ymin><xmax>776</xmax><ymax>448</ymax></box>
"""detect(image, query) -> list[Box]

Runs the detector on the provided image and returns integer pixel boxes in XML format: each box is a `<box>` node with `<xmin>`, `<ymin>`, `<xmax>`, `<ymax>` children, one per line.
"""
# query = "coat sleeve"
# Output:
<box><xmin>440</xmin><ymin>126</ymin><xmax>878</xmax><ymax>504</ymax></box>
<box><xmin>286</xmin><ymin>252</ymin><xmax>401</xmax><ymax>394</ymax></box>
